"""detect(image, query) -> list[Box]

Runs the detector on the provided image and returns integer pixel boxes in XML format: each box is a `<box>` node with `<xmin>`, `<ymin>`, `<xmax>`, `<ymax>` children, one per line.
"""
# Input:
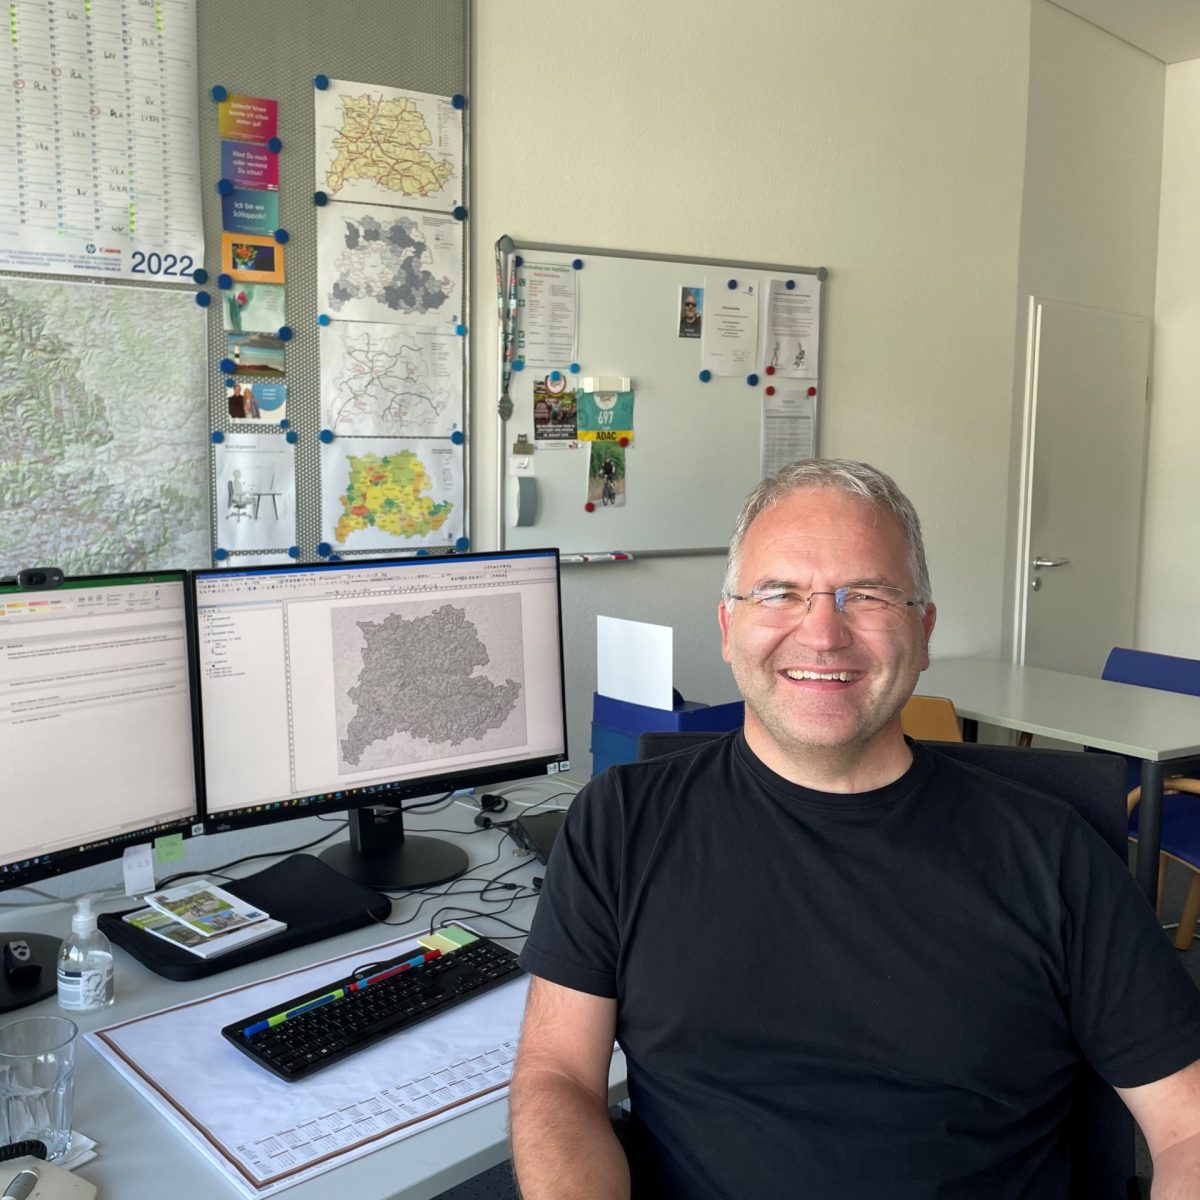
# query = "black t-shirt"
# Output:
<box><xmin>520</xmin><ymin>734</ymin><xmax>1200</xmax><ymax>1199</ymax></box>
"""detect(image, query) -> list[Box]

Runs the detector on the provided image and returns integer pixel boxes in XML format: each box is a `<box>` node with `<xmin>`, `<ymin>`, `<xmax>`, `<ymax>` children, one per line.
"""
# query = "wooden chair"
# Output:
<box><xmin>900</xmin><ymin>695</ymin><xmax>962</xmax><ymax>742</ymax></box>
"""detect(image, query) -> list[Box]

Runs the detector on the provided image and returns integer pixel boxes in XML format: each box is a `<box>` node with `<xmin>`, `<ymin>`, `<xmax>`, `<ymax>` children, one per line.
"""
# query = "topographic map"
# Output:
<box><xmin>317</xmin><ymin>203</ymin><xmax>462</xmax><ymax>326</ymax></box>
<box><xmin>0</xmin><ymin>278</ymin><xmax>209</xmax><ymax>576</ymax></box>
<box><xmin>315</xmin><ymin>79</ymin><xmax>463</xmax><ymax>212</ymax></box>
<box><xmin>320</xmin><ymin>437</ymin><xmax>464</xmax><ymax>552</ymax></box>
<box><xmin>332</xmin><ymin>595</ymin><xmax>526</xmax><ymax>773</ymax></box>
<box><xmin>320</xmin><ymin>321</ymin><xmax>462</xmax><ymax>437</ymax></box>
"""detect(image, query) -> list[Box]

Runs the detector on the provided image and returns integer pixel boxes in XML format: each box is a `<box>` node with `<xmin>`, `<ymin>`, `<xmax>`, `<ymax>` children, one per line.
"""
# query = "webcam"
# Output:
<box><xmin>16</xmin><ymin>567</ymin><xmax>64</xmax><ymax>589</ymax></box>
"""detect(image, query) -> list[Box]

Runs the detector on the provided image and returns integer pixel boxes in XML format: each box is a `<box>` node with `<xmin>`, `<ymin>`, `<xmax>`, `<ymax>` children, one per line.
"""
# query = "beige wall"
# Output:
<box><xmin>470</xmin><ymin>0</ymin><xmax>1032</xmax><ymax>768</ymax></box>
<box><xmin>1140</xmin><ymin>58</ymin><xmax>1200</xmax><ymax>657</ymax></box>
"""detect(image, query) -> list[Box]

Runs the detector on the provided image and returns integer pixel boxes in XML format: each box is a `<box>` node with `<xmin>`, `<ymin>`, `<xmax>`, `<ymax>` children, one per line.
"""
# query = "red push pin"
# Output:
<box><xmin>765</xmin><ymin>364</ymin><xmax>775</xmax><ymax>375</ymax></box>
<box><xmin>584</xmin><ymin>501</ymin><xmax>595</xmax><ymax>513</ymax></box>
<box><xmin>619</xmin><ymin>436</ymin><xmax>629</xmax><ymax>447</ymax></box>
<box><xmin>807</xmin><ymin>386</ymin><xmax>817</xmax><ymax>396</ymax></box>
<box><xmin>765</xmin><ymin>386</ymin><xmax>775</xmax><ymax>396</ymax></box>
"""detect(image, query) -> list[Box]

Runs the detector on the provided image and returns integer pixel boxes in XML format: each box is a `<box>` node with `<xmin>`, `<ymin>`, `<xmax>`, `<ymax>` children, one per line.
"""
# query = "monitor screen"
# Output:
<box><xmin>191</xmin><ymin>550</ymin><xmax>568</xmax><ymax>888</ymax></box>
<box><xmin>0</xmin><ymin>572</ymin><xmax>200</xmax><ymax>892</ymax></box>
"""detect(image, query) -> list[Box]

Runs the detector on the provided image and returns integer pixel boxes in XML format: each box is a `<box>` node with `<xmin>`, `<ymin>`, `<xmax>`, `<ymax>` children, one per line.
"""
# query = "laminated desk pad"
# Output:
<box><xmin>98</xmin><ymin>854</ymin><xmax>391</xmax><ymax>981</ymax></box>
<box><xmin>88</xmin><ymin>925</ymin><xmax>529</xmax><ymax>1196</ymax></box>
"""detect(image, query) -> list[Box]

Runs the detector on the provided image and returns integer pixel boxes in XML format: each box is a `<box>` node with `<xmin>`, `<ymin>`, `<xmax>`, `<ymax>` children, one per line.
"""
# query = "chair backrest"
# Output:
<box><xmin>1102</xmin><ymin>646</ymin><xmax>1200</xmax><ymax>698</ymax></box>
<box><xmin>900</xmin><ymin>694</ymin><xmax>963</xmax><ymax>742</ymax></box>
<box><xmin>636</xmin><ymin>731</ymin><xmax>1134</xmax><ymax>1199</ymax></box>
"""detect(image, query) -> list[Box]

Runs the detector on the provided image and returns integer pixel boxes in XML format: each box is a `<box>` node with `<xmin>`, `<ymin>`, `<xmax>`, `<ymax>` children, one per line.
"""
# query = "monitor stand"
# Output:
<box><xmin>1</xmin><ymin>933</ymin><xmax>60</xmax><ymax>1013</ymax></box>
<box><xmin>319</xmin><ymin>805</ymin><xmax>469</xmax><ymax>891</ymax></box>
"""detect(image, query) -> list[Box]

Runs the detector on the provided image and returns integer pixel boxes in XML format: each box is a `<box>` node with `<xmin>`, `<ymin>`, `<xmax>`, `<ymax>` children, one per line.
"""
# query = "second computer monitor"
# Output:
<box><xmin>191</xmin><ymin>550</ymin><xmax>568</xmax><ymax>888</ymax></box>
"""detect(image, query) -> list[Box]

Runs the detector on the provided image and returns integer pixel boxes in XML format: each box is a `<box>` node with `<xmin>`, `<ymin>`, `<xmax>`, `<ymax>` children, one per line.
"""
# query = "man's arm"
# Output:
<box><xmin>510</xmin><ymin>975</ymin><xmax>628</xmax><ymax>1200</ymax></box>
<box><xmin>1117</xmin><ymin>1057</ymin><xmax>1200</xmax><ymax>1197</ymax></box>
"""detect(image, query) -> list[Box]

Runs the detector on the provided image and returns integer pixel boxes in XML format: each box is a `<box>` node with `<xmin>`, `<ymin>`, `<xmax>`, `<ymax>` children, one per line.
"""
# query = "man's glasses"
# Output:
<box><xmin>725</xmin><ymin>585</ymin><xmax>921</xmax><ymax>630</ymax></box>
<box><xmin>684</xmin><ymin>301</ymin><xmax>697</xmax><ymax>308</ymax></box>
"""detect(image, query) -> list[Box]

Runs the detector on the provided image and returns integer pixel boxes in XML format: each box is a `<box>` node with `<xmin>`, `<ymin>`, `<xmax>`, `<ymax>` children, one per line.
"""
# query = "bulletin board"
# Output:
<box><xmin>497</xmin><ymin>242</ymin><xmax>827</xmax><ymax>559</ymax></box>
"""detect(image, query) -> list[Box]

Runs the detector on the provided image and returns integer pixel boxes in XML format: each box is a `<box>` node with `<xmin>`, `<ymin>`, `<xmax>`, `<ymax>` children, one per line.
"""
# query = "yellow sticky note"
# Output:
<box><xmin>154</xmin><ymin>833</ymin><xmax>184</xmax><ymax>863</ymax></box>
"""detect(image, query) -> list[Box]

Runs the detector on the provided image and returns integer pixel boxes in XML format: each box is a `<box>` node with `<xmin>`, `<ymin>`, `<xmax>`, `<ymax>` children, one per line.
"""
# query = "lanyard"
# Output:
<box><xmin>495</xmin><ymin>235</ymin><xmax>519</xmax><ymax>420</ymax></box>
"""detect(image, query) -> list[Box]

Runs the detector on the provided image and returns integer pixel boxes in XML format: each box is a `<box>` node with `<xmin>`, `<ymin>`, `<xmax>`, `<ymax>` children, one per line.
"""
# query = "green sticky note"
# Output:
<box><xmin>154</xmin><ymin>833</ymin><xmax>184</xmax><ymax>863</ymax></box>
<box><xmin>439</xmin><ymin>926</ymin><xmax>478</xmax><ymax>948</ymax></box>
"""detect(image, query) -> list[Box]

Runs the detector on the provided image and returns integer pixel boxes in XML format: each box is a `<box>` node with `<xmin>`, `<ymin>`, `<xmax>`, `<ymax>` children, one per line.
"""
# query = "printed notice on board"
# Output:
<box><xmin>516</xmin><ymin>262</ymin><xmax>578</xmax><ymax>367</ymax></box>
<box><xmin>761</xmin><ymin>390</ymin><xmax>816</xmax><ymax>477</ymax></box>
<box><xmin>701</xmin><ymin>277</ymin><xmax>759</xmax><ymax>376</ymax></box>
<box><xmin>763</xmin><ymin>278</ymin><xmax>820</xmax><ymax>379</ymax></box>
<box><xmin>0</xmin><ymin>0</ymin><xmax>204</xmax><ymax>280</ymax></box>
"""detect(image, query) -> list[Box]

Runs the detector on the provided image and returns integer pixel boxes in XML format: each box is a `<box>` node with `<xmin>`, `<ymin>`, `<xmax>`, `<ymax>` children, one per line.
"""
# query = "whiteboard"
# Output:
<box><xmin>497</xmin><ymin>243</ymin><xmax>826</xmax><ymax>557</ymax></box>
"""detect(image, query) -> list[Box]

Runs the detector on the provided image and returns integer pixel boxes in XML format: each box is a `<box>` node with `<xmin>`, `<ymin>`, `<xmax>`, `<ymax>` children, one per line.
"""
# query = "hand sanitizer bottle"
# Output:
<box><xmin>56</xmin><ymin>895</ymin><xmax>115</xmax><ymax>1012</ymax></box>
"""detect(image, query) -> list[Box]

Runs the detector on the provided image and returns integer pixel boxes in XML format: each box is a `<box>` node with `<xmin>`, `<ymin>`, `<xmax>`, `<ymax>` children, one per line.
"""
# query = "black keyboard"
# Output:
<box><xmin>221</xmin><ymin>926</ymin><xmax>524</xmax><ymax>1081</ymax></box>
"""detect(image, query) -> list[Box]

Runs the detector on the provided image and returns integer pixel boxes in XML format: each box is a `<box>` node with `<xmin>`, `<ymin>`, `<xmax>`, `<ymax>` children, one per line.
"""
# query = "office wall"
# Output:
<box><xmin>470</xmin><ymin>0</ymin><xmax>1032</xmax><ymax>768</ymax></box>
<box><xmin>1139</xmin><ymin>58</ymin><xmax>1200</xmax><ymax>657</ymax></box>
<box><xmin>1001</xmin><ymin>0</ymin><xmax>1165</xmax><ymax>661</ymax></box>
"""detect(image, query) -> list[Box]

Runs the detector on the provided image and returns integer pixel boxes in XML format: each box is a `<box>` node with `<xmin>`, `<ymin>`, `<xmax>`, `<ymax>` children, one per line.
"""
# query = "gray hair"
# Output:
<box><xmin>722</xmin><ymin>459</ymin><xmax>932</xmax><ymax>607</ymax></box>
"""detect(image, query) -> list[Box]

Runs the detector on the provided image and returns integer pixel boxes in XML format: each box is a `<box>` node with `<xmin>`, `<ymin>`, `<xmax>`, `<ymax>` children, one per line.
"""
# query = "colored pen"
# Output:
<box><xmin>240</xmin><ymin>986</ymin><xmax>348</xmax><ymax>1038</ymax></box>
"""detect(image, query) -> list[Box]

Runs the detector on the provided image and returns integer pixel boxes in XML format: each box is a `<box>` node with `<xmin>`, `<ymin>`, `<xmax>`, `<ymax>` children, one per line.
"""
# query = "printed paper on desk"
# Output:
<box><xmin>597</xmin><ymin>616</ymin><xmax>673</xmax><ymax>711</ymax></box>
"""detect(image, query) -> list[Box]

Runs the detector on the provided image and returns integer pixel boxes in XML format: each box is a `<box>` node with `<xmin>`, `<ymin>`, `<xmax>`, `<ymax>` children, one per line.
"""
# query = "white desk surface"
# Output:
<box><xmin>920</xmin><ymin>657</ymin><xmax>1200</xmax><ymax>762</ymax></box>
<box><xmin>0</xmin><ymin>793</ymin><xmax>622</xmax><ymax>1200</ymax></box>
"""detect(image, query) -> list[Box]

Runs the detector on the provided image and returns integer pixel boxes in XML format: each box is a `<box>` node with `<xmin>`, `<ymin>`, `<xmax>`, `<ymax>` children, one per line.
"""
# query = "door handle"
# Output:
<box><xmin>1031</xmin><ymin>557</ymin><xmax>1070</xmax><ymax>569</ymax></box>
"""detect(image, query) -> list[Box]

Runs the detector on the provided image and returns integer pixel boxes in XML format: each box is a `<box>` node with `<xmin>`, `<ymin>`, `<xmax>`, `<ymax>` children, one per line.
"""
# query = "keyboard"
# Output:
<box><xmin>221</xmin><ymin>925</ymin><xmax>525</xmax><ymax>1081</ymax></box>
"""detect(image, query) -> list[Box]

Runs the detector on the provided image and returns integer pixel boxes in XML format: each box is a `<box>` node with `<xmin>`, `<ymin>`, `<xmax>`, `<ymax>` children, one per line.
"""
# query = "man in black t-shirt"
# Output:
<box><xmin>510</xmin><ymin>459</ymin><xmax>1200</xmax><ymax>1199</ymax></box>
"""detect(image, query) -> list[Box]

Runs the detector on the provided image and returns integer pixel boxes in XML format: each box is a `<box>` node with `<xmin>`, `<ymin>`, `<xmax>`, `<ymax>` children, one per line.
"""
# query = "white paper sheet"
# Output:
<box><xmin>214</xmin><ymin>434</ymin><xmax>297</xmax><ymax>554</ymax></box>
<box><xmin>515</xmin><ymin>262</ymin><xmax>578</xmax><ymax>367</ymax></box>
<box><xmin>701</xmin><ymin>277</ymin><xmax>760</xmax><ymax>376</ymax></box>
<box><xmin>88</xmin><ymin>931</ymin><xmax>529</xmax><ymax>1197</ymax></box>
<box><xmin>762</xmin><ymin>278</ymin><xmax>820</xmax><ymax>379</ymax></box>
<box><xmin>596</xmin><ymin>616</ymin><xmax>673</xmax><ymax>710</ymax></box>
<box><xmin>761</xmin><ymin>390</ymin><xmax>816</xmax><ymax>476</ymax></box>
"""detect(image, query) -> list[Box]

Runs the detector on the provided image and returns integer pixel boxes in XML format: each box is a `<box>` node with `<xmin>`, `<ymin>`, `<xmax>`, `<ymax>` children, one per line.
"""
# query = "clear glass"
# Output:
<box><xmin>0</xmin><ymin>1014</ymin><xmax>77</xmax><ymax>1162</ymax></box>
<box><xmin>726</xmin><ymin>585</ymin><xmax>919</xmax><ymax>630</ymax></box>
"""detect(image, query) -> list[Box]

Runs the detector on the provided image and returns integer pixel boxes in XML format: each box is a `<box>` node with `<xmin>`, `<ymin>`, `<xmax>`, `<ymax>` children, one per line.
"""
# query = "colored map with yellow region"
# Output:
<box><xmin>335</xmin><ymin>451</ymin><xmax>454</xmax><ymax>543</ymax></box>
<box><xmin>326</xmin><ymin>94</ymin><xmax>454</xmax><ymax>199</ymax></box>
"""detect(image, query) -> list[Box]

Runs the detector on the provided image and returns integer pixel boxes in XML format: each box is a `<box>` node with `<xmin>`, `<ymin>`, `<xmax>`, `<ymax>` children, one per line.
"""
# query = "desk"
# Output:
<box><xmin>921</xmin><ymin>657</ymin><xmax>1200</xmax><ymax>902</ymax></box>
<box><xmin>0</xmin><ymin>794</ymin><xmax>622</xmax><ymax>1200</ymax></box>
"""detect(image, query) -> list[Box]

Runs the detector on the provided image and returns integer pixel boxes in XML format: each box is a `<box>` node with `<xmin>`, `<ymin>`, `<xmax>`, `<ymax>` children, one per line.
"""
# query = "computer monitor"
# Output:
<box><xmin>0</xmin><ymin>570</ymin><xmax>201</xmax><ymax>1010</ymax></box>
<box><xmin>191</xmin><ymin>549</ymin><xmax>569</xmax><ymax>890</ymax></box>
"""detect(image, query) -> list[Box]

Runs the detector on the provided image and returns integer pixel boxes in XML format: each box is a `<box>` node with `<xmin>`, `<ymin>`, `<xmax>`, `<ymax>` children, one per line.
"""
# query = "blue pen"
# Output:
<box><xmin>241</xmin><ymin>985</ymin><xmax>347</xmax><ymax>1038</ymax></box>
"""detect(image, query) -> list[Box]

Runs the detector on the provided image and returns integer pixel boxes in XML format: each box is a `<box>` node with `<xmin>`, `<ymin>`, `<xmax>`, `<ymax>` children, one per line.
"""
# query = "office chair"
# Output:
<box><xmin>1102</xmin><ymin>647</ymin><xmax>1200</xmax><ymax>949</ymax></box>
<box><xmin>637</xmin><ymin>731</ymin><xmax>1138</xmax><ymax>1200</ymax></box>
<box><xmin>227</xmin><ymin>474</ymin><xmax>253</xmax><ymax>521</ymax></box>
<box><xmin>900</xmin><ymin>694</ymin><xmax>963</xmax><ymax>742</ymax></box>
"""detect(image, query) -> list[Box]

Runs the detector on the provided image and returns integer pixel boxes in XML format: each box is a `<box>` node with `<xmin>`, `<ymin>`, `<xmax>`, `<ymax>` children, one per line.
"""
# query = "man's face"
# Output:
<box><xmin>718</xmin><ymin>488</ymin><xmax>936</xmax><ymax>770</ymax></box>
<box><xmin>683</xmin><ymin>295</ymin><xmax>698</xmax><ymax>323</ymax></box>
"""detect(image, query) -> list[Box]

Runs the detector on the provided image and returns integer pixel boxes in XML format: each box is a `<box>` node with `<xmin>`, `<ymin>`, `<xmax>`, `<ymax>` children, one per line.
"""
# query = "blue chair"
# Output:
<box><xmin>1103</xmin><ymin>647</ymin><xmax>1200</xmax><ymax>950</ymax></box>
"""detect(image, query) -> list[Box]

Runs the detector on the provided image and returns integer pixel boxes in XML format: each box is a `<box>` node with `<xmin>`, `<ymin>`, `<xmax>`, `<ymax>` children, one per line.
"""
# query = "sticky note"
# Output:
<box><xmin>154</xmin><ymin>833</ymin><xmax>185</xmax><ymax>863</ymax></box>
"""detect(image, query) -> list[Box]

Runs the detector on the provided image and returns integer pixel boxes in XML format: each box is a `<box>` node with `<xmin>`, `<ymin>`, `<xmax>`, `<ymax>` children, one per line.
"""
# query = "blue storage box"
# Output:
<box><xmin>590</xmin><ymin>693</ymin><xmax>744</xmax><ymax>776</ymax></box>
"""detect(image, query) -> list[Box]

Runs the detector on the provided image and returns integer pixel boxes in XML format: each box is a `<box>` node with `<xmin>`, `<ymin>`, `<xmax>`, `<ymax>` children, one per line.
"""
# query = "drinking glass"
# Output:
<box><xmin>0</xmin><ymin>1015</ymin><xmax>77</xmax><ymax>1162</ymax></box>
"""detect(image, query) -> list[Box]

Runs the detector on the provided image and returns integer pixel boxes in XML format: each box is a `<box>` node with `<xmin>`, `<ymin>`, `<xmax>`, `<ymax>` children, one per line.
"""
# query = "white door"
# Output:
<box><xmin>1013</xmin><ymin>298</ymin><xmax>1151</xmax><ymax>676</ymax></box>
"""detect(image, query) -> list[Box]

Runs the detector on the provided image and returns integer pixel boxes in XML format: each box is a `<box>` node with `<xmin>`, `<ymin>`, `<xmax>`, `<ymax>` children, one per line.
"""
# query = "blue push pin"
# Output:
<box><xmin>454</xmin><ymin>323</ymin><xmax>467</xmax><ymax>336</ymax></box>
<box><xmin>572</xmin><ymin>258</ymin><xmax>584</xmax><ymax>270</ymax></box>
<box><xmin>451</xmin><ymin>94</ymin><xmax>466</xmax><ymax>109</ymax></box>
<box><xmin>278</xmin><ymin>325</ymin><xmax>293</xmax><ymax>342</ymax></box>
<box><xmin>549</xmin><ymin>370</ymin><xmax>561</xmax><ymax>382</ymax></box>
<box><xmin>274</xmin><ymin>228</ymin><xmax>289</xmax><ymax>244</ymax></box>
<box><xmin>267</xmin><ymin>136</ymin><xmax>282</xmax><ymax>154</ymax></box>
<box><xmin>786</xmin><ymin>279</ymin><xmax>796</xmax><ymax>290</ymax></box>
<box><xmin>317</xmin><ymin>542</ymin><xmax>332</xmax><ymax>557</ymax></box>
<box><xmin>285</xmin><ymin>430</ymin><xmax>297</xmax><ymax>444</ymax></box>
<box><xmin>727</xmin><ymin>278</ymin><xmax>738</xmax><ymax>289</ymax></box>
<box><xmin>194</xmin><ymin>291</ymin><xmax>211</xmax><ymax>307</ymax></box>
<box><xmin>570</xmin><ymin>362</ymin><xmax>581</xmax><ymax>373</ymax></box>
<box><xmin>746</xmin><ymin>374</ymin><xmax>759</xmax><ymax>386</ymax></box>
<box><xmin>319</xmin><ymin>429</ymin><xmax>334</xmax><ymax>444</ymax></box>
<box><xmin>219</xmin><ymin>357</ymin><xmax>235</xmax><ymax>374</ymax></box>
<box><xmin>216</xmin><ymin>178</ymin><xmax>234</xmax><ymax>196</ymax></box>
<box><xmin>211</xmin><ymin>85</ymin><xmax>228</xmax><ymax>103</ymax></box>
<box><xmin>211</xmin><ymin>431</ymin><xmax>224</xmax><ymax>444</ymax></box>
<box><xmin>317</xmin><ymin>314</ymin><xmax>331</xmax><ymax>326</ymax></box>
<box><xmin>416</xmin><ymin>549</ymin><xmax>430</xmax><ymax>557</ymax></box>
<box><xmin>279</xmin><ymin>418</ymin><xmax>289</xmax><ymax>430</ymax></box>
<box><xmin>313</xmin><ymin>191</ymin><xmax>328</xmax><ymax>206</ymax></box>
<box><xmin>313</xmin><ymin>74</ymin><xmax>329</xmax><ymax>90</ymax></box>
<box><xmin>513</xmin><ymin>358</ymin><xmax>525</xmax><ymax>372</ymax></box>
<box><xmin>699</xmin><ymin>369</ymin><xmax>712</xmax><ymax>382</ymax></box>
<box><xmin>217</xmin><ymin>273</ymin><xmax>232</xmax><ymax>290</ymax></box>
<box><xmin>192</xmin><ymin>268</ymin><xmax>208</xmax><ymax>284</ymax></box>
<box><xmin>288</xmin><ymin>546</ymin><xmax>300</xmax><ymax>559</ymax></box>
<box><xmin>329</xmin><ymin>554</ymin><xmax>342</xmax><ymax>562</ymax></box>
<box><xmin>455</xmin><ymin>537</ymin><xmax>470</xmax><ymax>551</ymax></box>
<box><xmin>453</xmin><ymin>206</ymin><xmax>468</xmax><ymax>221</ymax></box>
<box><xmin>224</xmin><ymin>377</ymin><xmax>235</xmax><ymax>389</ymax></box>
<box><xmin>450</xmin><ymin>430</ymin><xmax>465</xmax><ymax>445</ymax></box>
<box><xmin>514</xmin><ymin>255</ymin><xmax>523</xmax><ymax>268</ymax></box>
<box><xmin>214</xmin><ymin>547</ymin><xmax>229</xmax><ymax>561</ymax></box>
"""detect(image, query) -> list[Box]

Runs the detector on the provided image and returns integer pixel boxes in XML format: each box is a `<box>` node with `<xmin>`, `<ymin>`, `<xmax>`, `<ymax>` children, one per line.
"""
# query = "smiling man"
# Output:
<box><xmin>511</xmin><ymin>459</ymin><xmax>1200</xmax><ymax>1199</ymax></box>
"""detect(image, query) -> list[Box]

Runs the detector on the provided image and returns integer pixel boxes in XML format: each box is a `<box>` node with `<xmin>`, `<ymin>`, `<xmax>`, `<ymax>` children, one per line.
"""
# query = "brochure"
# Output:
<box><xmin>124</xmin><ymin>907</ymin><xmax>286</xmax><ymax>958</ymax></box>
<box><xmin>144</xmin><ymin>878</ymin><xmax>269</xmax><ymax>937</ymax></box>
